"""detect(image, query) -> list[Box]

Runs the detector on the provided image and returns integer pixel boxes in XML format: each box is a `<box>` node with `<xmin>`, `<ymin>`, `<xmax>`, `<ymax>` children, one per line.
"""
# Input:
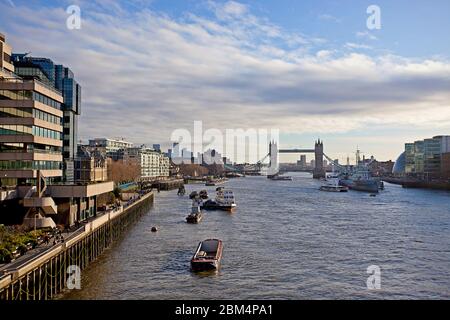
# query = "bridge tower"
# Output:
<box><xmin>268</xmin><ymin>140</ymin><xmax>279</xmax><ymax>175</ymax></box>
<box><xmin>313</xmin><ymin>139</ymin><xmax>326</xmax><ymax>179</ymax></box>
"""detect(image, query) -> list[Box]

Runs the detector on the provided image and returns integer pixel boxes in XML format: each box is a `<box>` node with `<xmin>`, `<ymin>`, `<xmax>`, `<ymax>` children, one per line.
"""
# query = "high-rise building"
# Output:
<box><xmin>1</xmin><ymin>37</ymin><xmax>64</xmax><ymax>187</ymax></box>
<box><xmin>0</xmin><ymin>33</ymin><xmax>113</xmax><ymax>228</ymax></box>
<box><xmin>11</xmin><ymin>53</ymin><xmax>81</xmax><ymax>182</ymax></box>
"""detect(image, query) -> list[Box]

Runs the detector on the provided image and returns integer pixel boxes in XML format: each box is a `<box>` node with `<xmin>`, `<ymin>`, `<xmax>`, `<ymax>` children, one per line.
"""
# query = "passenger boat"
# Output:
<box><xmin>201</xmin><ymin>187</ymin><xmax>237</xmax><ymax>211</ymax></box>
<box><xmin>320</xmin><ymin>185</ymin><xmax>349</xmax><ymax>192</ymax></box>
<box><xmin>320</xmin><ymin>178</ymin><xmax>348</xmax><ymax>192</ymax></box>
<box><xmin>205</xmin><ymin>177</ymin><xmax>227</xmax><ymax>186</ymax></box>
<box><xmin>191</xmin><ymin>239</ymin><xmax>223</xmax><ymax>271</ymax></box>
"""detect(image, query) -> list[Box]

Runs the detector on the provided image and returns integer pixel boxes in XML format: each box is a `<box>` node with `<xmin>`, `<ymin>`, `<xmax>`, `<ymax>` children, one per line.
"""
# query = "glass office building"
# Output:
<box><xmin>11</xmin><ymin>54</ymin><xmax>81</xmax><ymax>182</ymax></box>
<box><xmin>403</xmin><ymin>136</ymin><xmax>450</xmax><ymax>179</ymax></box>
<box><xmin>1</xmin><ymin>37</ymin><xmax>64</xmax><ymax>186</ymax></box>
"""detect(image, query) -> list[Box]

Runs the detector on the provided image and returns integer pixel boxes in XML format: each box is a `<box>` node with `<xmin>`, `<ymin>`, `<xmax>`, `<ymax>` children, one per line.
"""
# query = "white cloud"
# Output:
<box><xmin>0</xmin><ymin>1</ymin><xmax>449</xmax><ymax>153</ymax></box>
<box><xmin>318</xmin><ymin>14</ymin><xmax>341</xmax><ymax>23</ymax></box>
<box><xmin>356</xmin><ymin>31</ymin><xmax>378</xmax><ymax>41</ymax></box>
<box><xmin>345</xmin><ymin>42</ymin><xmax>372</xmax><ymax>50</ymax></box>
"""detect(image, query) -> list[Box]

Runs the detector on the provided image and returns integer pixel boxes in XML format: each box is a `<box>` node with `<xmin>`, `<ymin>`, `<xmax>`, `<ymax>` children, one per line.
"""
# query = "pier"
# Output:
<box><xmin>0</xmin><ymin>191</ymin><xmax>154</xmax><ymax>300</ymax></box>
<box><xmin>152</xmin><ymin>178</ymin><xmax>184</xmax><ymax>191</ymax></box>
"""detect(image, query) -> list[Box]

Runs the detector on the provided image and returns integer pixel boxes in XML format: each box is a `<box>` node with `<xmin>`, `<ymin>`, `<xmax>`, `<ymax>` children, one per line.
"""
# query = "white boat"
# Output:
<box><xmin>201</xmin><ymin>187</ymin><xmax>237</xmax><ymax>211</ymax></box>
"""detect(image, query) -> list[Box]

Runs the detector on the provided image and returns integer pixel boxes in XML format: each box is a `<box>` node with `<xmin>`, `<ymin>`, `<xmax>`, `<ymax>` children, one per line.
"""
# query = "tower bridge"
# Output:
<box><xmin>268</xmin><ymin>140</ymin><xmax>326</xmax><ymax>179</ymax></box>
<box><xmin>227</xmin><ymin>140</ymin><xmax>329</xmax><ymax>179</ymax></box>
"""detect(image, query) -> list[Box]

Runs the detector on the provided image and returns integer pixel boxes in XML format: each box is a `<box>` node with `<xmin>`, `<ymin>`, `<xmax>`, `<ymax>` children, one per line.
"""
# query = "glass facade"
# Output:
<box><xmin>392</xmin><ymin>152</ymin><xmax>406</xmax><ymax>174</ymax></box>
<box><xmin>13</xmin><ymin>66</ymin><xmax>53</xmax><ymax>87</ymax></box>
<box><xmin>0</xmin><ymin>124</ymin><xmax>61</xmax><ymax>139</ymax></box>
<box><xmin>0</xmin><ymin>142</ymin><xmax>61</xmax><ymax>154</ymax></box>
<box><xmin>0</xmin><ymin>89</ymin><xmax>61</xmax><ymax>109</ymax></box>
<box><xmin>10</xmin><ymin>55</ymin><xmax>81</xmax><ymax>183</ymax></box>
<box><xmin>0</xmin><ymin>107</ymin><xmax>61</xmax><ymax>124</ymax></box>
<box><xmin>0</xmin><ymin>160</ymin><xmax>61</xmax><ymax>170</ymax></box>
<box><xmin>403</xmin><ymin>136</ymin><xmax>450</xmax><ymax>179</ymax></box>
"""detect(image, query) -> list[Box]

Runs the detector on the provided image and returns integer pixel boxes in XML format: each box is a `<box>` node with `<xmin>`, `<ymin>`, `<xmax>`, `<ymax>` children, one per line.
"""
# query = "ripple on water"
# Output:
<box><xmin>63</xmin><ymin>173</ymin><xmax>450</xmax><ymax>300</ymax></box>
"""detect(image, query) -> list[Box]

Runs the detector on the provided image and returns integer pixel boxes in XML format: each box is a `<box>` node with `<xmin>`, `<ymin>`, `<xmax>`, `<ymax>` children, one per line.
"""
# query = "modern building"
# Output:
<box><xmin>392</xmin><ymin>152</ymin><xmax>406</xmax><ymax>175</ymax></box>
<box><xmin>124</xmin><ymin>146</ymin><xmax>169</xmax><ymax>179</ymax></box>
<box><xmin>442</xmin><ymin>153</ymin><xmax>450</xmax><ymax>179</ymax></box>
<box><xmin>1</xmin><ymin>41</ymin><xmax>64</xmax><ymax>187</ymax></box>
<box><xmin>11</xmin><ymin>53</ymin><xmax>82</xmax><ymax>183</ymax></box>
<box><xmin>88</xmin><ymin>138</ymin><xmax>133</xmax><ymax>160</ymax></box>
<box><xmin>0</xmin><ymin>33</ymin><xmax>113</xmax><ymax>228</ymax></box>
<box><xmin>402</xmin><ymin>135</ymin><xmax>450</xmax><ymax>179</ymax></box>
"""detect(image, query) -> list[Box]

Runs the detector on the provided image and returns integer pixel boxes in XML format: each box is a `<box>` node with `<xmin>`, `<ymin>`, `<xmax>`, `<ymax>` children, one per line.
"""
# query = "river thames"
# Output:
<box><xmin>63</xmin><ymin>173</ymin><xmax>450</xmax><ymax>299</ymax></box>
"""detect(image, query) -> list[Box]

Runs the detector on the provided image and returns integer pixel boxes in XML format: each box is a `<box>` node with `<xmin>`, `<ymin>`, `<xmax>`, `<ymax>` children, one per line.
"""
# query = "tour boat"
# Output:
<box><xmin>319</xmin><ymin>184</ymin><xmax>349</xmax><ymax>192</ymax></box>
<box><xmin>205</xmin><ymin>177</ymin><xmax>227</xmax><ymax>186</ymax></box>
<box><xmin>320</xmin><ymin>178</ymin><xmax>349</xmax><ymax>192</ymax></box>
<box><xmin>186</xmin><ymin>206</ymin><xmax>203</xmax><ymax>224</ymax></box>
<box><xmin>191</xmin><ymin>239</ymin><xmax>223</xmax><ymax>271</ymax></box>
<box><xmin>201</xmin><ymin>187</ymin><xmax>237</xmax><ymax>211</ymax></box>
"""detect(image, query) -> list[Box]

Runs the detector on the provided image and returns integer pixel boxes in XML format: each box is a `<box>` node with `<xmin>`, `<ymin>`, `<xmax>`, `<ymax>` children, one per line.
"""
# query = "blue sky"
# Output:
<box><xmin>1</xmin><ymin>0</ymin><xmax>449</xmax><ymax>163</ymax></box>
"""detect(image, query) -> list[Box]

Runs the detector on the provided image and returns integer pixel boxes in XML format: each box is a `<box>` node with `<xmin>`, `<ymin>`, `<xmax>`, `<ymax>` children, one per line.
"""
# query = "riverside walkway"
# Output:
<box><xmin>0</xmin><ymin>190</ymin><xmax>154</xmax><ymax>300</ymax></box>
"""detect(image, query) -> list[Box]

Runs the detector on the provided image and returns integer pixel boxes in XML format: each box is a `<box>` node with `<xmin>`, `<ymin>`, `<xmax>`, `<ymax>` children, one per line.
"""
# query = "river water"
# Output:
<box><xmin>63</xmin><ymin>173</ymin><xmax>450</xmax><ymax>299</ymax></box>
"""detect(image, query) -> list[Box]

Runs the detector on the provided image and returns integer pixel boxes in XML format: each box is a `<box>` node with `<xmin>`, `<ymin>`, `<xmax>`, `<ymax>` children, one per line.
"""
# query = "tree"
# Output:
<box><xmin>108</xmin><ymin>160</ymin><xmax>141</xmax><ymax>184</ymax></box>
<box><xmin>178</xmin><ymin>164</ymin><xmax>208</xmax><ymax>177</ymax></box>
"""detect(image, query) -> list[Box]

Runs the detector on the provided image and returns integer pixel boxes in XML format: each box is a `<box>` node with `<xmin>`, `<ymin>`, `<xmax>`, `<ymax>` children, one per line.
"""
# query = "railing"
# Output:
<box><xmin>0</xmin><ymin>70</ymin><xmax>62</xmax><ymax>96</ymax></box>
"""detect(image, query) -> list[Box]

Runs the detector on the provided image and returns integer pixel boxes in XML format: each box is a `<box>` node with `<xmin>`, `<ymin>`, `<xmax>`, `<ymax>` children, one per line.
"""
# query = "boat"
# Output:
<box><xmin>191</xmin><ymin>239</ymin><xmax>223</xmax><ymax>271</ymax></box>
<box><xmin>186</xmin><ymin>205</ymin><xmax>203</xmax><ymax>224</ymax></box>
<box><xmin>320</xmin><ymin>179</ymin><xmax>348</xmax><ymax>192</ymax></box>
<box><xmin>268</xmin><ymin>173</ymin><xmax>293</xmax><ymax>181</ymax></box>
<box><xmin>189</xmin><ymin>191</ymin><xmax>199</xmax><ymax>199</ymax></box>
<box><xmin>339</xmin><ymin>166</ymin><xmax>380</xmax><ymax>193</ymax></box>
<box><xmin>199</xmin><ymin>190</ymin><xmax>208</xmax><ymax>199</ymax></box>
<box><xmin>177</xmin><ymin>185</ymin><xmax>186</xmax><ymax>196</ymax></box>
<box><xmin>205</xmin><ymin>177</ymin><xmax>227</xmax><ymax>186</ymax></box>
<box><xmin>201</xmin><ymin>187</ymin><xmax>237</xmax><ymax>211</ymax></box>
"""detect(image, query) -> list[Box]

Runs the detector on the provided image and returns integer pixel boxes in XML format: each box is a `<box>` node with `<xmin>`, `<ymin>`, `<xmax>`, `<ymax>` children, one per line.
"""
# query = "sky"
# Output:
<box><xmin>1</xmin><ymin>0</ymin><xmax>449</xmax><ymax>163</ymax></box>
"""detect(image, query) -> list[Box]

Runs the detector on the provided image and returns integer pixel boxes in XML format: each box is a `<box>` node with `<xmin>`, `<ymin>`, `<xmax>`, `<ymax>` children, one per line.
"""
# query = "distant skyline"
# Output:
<box><xmin>1</xmin><ymin>0</ymin><xmax>449</xmax><ymax>163</ymax></box>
